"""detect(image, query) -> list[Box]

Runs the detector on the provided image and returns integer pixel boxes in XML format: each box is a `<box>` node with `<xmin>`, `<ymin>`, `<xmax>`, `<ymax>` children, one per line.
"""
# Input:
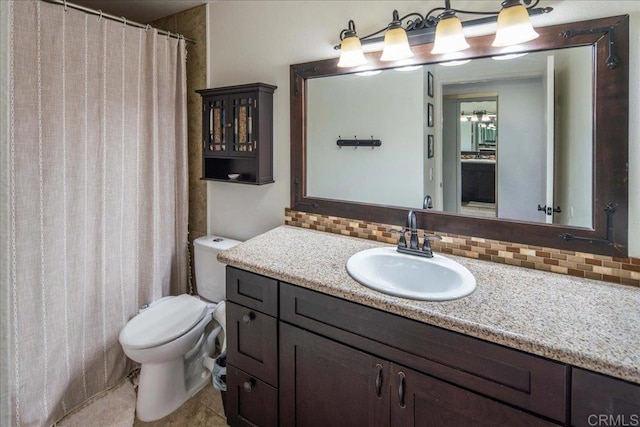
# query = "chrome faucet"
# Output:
<box><xmin>394</xmin><ymin>209</ymin><xmax>442</xmax><ymax>258</ymax></box>
<box><xmin>407</xmin><ymin>210</ymin><xmax>419</xmax><ymax>249</ymax></box>
<box><xmin>423</xmin><ymin>195</ymin><xmax>433</xmax><ymax>209</ymax></box>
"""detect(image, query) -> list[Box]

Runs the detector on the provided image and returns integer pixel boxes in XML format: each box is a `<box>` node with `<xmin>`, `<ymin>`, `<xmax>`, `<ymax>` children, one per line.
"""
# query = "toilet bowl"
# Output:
<box><xmin>118</xmin><ymin>235</ymin><xmax>241</xmax><ymax>422</ymax></box>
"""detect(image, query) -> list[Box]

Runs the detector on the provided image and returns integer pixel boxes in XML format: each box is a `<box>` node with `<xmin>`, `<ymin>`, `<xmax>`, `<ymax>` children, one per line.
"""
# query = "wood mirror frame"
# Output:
<box><xmin>290</xmin><ymin>15</ymin><xmax>629</xmax><ymax>257</ymax></box>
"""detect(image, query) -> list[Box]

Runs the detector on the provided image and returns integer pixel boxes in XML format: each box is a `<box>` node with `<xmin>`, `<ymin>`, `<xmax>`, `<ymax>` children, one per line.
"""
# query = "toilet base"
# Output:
<box><xmin>135</xmin><ymin>330</ymin><xmax>216</xmax><ymax>422</ymax></box>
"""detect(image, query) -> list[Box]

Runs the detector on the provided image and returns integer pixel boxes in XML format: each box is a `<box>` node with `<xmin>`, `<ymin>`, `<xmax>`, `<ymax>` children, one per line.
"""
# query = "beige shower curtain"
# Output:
<box><xmin>5</xmin><ymin>1</ymin><xmax>189</xmax><ymax>425</ymax></box>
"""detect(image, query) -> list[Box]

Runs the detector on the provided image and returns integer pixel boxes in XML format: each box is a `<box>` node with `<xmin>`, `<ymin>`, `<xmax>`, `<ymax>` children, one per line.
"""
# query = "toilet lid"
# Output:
<box><xmin>119</xmin><ymin>294</ymin><xmax>208</xmax><ymax>350</ymax></box>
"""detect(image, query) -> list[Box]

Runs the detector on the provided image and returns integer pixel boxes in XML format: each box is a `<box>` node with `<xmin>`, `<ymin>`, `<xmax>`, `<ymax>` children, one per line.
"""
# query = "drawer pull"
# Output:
<box><xmin>243</xmin><ymin>379</ymin><xmax>255</xmax><ymax>392</ymax></box>
<box><xmin>242</xmin><ymin>312</ymin><xmax>255</xmax><ymax>324</ymax></box>
<box><xmin>398</xmin><ymin>372</ymin><xmax>406</xmax><ymax>408</ymax></box>
<box><xmin>375</xmin><ymin>364</ymin><xmax>383</xmax><ymax>397</ymax></box>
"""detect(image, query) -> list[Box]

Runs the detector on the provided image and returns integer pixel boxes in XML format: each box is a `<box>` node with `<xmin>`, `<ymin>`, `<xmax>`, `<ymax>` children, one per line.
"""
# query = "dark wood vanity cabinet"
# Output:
<box><xmin>196</xmin><ymin>83</ymin><xmax>276</xmax><ymax>185</ymax></box>
<box><xmin>461</xmin><ymin>161</ymin><xmax>495</xmax><ymax>204</ymax></box>
<box><xmin>225</xmin><ymin>267</ymin><xmax>639</xmax><ymax>426</ymax></box>
<box><xmin>279</xmin><ymin>324</ymin><xmax>554</xmax><ymax>427</ymax></box>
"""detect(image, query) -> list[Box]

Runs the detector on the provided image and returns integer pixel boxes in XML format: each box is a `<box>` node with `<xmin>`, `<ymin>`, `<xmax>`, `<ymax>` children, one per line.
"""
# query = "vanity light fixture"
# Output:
<box><xmin>462</xmin><ymin>110</ymin><xmax>493</xmax><ymax>122</ymax></box>
<box><xmin>334</xmin><ymin>1</ymin><xmax>552</xmax><ymax>66</ymax></box>
<box><xmin>337</xmin><ymin>20</ymin><xmax>368</xmax><ymax>68</ymax></box>
<box><xmin>380</xmin><ymin>11</ymin><xmax>414</xmax><ymax>61</ymax></box>
<box><xmin>430</xmin><ymin>4</ymin><xmax>470</xmax><ymax>55</ymax></box>
<box><xmin>492</xmin><ymin>0</ymin><xmax>540</xmax><ymax>47</ymax></box>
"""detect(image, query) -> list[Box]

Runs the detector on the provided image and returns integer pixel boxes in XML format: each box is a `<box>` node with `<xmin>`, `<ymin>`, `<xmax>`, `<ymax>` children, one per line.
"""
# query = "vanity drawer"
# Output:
<box><xmin>226</xmin><ymin>301</ymin><xmax>278</xmax><ymax>387</ymax></box>
<box><xmin>280</xmin><ymin>283</ymin><xmax>567</xmax><ymax>423</ymax></box>
<box><xmin>226</xmin><ymin>266</ymin><xmax>278</xmax><ymax>316</ymax></box>
<box><xmin>226</xmin><ymin>364</ymin><xmax>278</xmax><ymax>427</ymax></box>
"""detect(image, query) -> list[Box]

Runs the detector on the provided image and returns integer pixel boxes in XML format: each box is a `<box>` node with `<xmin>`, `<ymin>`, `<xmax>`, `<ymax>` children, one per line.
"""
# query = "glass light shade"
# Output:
<box><xmin>492</xmin><ymin>4</ymin><xmax>539</xmax><ymax>47</ymax></box>
<box><xmin>380</xmin><ymin>27</ymin><xmax>414</xmax><ymax>61</ymax></box>
<box><xmin>431</xmin><ymin>16</ymin><xmax>470</xmax><ymax>55</ymax></box>
<box><xmin>337</xmin><ymin>36</ymin><xmax>367</xmax><ymax>68</ymax></box>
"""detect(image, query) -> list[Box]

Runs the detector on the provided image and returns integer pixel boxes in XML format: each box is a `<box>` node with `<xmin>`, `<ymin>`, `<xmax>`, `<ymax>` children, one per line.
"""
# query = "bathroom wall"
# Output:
<box><xmin>151</xmin><ymin>5</ymin><xmax>207</xmax><ymax>290</ymax></box>
<box><xmin>207</xmin><ymin>1</ymin><xmax>640</xmax><ymax>257</ymax></box>
<box><xmin>306</xmin><ymin>70</ymin><xmax>424</xmax><ymax>208</ymax></box>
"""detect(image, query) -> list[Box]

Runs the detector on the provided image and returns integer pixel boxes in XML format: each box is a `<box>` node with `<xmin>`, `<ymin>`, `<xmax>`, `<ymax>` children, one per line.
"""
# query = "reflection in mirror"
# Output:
<box><xmin>306</xmin><ymin>46</ymin><xmax>593</xmax><ymax>228</ymax></box>
<box><xmin>449</xmin><ymin>97</ymin><xmax>498</xmax><ymax>218</ymax></box>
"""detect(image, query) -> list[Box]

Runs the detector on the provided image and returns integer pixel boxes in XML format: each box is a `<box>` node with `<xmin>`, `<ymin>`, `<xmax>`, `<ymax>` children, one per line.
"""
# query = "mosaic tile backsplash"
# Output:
<box><xmin>285</xmin><ymin>208</ymin><xmax>640</xmax><ymax>288</ymax></box>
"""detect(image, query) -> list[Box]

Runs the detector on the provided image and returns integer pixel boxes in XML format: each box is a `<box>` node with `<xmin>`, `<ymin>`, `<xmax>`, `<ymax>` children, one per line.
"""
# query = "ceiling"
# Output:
<box><xmin>71</xmin><ymin>0</ymin><xmax>210</xmax><ymax>24</ymax></box>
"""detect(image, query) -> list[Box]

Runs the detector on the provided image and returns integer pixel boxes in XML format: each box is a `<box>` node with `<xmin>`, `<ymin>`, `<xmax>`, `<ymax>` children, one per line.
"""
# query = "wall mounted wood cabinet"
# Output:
<box><xmin>197</xmin><ymin>83</ymin><xmax>276</xmax><ymax>185</ymax></box>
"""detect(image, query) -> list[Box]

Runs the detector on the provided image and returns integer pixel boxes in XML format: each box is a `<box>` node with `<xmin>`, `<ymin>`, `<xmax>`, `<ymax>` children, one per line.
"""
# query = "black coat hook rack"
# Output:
<box><xmin>337</xmin><ymin>136</ymin><xmax>382</xmax><ymax>149</ymax></box>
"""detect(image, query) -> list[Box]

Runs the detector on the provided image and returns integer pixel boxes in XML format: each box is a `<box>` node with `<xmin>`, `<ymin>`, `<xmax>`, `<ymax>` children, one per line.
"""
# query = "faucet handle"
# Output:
<box><xmin>422</xmin><ymin>233</ymin><xmax>442</xmax><ymax>241</ymax></box>
<box><xmin>421</xmin><ymin>233</ymin><xmax>442</xmax><ymax>254</ymax></box>
<box><xmin>388</xmin><ymin>228</ymin><xmax>408</xmax><ymax>248</ymax></box>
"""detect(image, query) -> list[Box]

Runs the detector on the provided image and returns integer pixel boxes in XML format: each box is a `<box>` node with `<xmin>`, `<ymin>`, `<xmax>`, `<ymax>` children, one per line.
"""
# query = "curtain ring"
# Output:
<box><xmin>63</xmin><ymin>0</ymin><xmax>67</xmax><ymax>11</ymax></box>
<box><xmin>122</xmin><ymin>17</ymin><xmax>127</xmax><ymax>28</ymax></box>
<box><xmin>145</xmin><ymin>24</ymin><xmax>151</xmax><ymax>32</ymax></box>
<box><xmin>166</xmin><ymin>30</ymin><xmax>171</xmax><ymax>40</ymax></box>
<box><xmin>97</xmin><ymin>9</ymin><xmax>102</xmax><ymax>22</ymax></box>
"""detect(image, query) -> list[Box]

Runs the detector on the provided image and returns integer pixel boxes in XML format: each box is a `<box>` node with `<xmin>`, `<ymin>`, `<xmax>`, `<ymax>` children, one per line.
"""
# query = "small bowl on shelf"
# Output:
<box><xmin>228</xmin><ymin>173</ymin><xmax>241</xmax><ymax>180</ymax></box>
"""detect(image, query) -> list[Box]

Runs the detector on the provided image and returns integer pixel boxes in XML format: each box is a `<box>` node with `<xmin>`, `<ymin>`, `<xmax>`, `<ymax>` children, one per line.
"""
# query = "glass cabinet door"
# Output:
<box><xmin>230</xmin><ymin>94</ymin><xmax>257</xmax><ymax>157</ymax></box>
<box><xmin>204</xmin><ymin>96</ymin><xmax>228</xmax><ymax>155</ymax></box>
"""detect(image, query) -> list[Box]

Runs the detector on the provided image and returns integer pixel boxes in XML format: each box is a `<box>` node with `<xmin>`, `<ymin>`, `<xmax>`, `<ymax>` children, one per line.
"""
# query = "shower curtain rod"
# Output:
<box><xmin>41</xmin><ymin>0</ymin><xmax>197</xmax><ymax>44</ymax></box>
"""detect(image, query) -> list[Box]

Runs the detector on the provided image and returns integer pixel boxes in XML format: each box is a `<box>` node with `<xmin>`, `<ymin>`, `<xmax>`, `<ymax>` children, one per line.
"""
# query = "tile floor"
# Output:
<box><xmin>133</xmin><ymin>383</ymin><xmax>228</xmax><ymax>426</ymax></box>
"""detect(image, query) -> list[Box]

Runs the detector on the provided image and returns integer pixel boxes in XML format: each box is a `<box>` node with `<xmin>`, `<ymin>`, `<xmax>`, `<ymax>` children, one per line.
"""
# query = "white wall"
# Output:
<box><xmin>306</xmin><ymin>70</ymin><xmax>424</xmax><ymax>208</ymax></box>
<box><xmin>553</xmin><ymin>47</ymin><xmax>593</xmax><ymax>228</ymax></box>
<box><xmin>207</xmin><ymin>1</ymin><xmax>640</xmax><ymax>257</ymax></box>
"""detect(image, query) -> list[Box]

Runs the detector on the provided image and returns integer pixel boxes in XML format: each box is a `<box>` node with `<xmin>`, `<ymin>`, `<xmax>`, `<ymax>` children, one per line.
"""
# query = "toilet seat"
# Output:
<box><xmin>120</xmin><ymin>294</ymin><xmax>208</xmax><ymax>350</ymax></box>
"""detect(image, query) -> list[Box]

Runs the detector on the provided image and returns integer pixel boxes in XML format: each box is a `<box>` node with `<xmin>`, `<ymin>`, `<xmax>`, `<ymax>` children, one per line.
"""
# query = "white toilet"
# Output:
<box><xmin>119</xmin><ymin>235</ymin><xmax>241</xmax><ymax>422</ymax></box>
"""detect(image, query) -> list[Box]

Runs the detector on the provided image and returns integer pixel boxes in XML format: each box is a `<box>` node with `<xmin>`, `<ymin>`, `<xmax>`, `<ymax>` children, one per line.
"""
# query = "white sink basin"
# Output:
<box><xmin>346</xmin><ymin>247</ymin><xmax>476</xmax><ymax>301</ymax></box>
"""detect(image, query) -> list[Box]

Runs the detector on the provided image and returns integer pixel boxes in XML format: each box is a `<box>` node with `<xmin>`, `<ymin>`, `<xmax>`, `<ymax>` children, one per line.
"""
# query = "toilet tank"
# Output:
<box><xmin>193</xmin><ymin>235</ymin><xmax>242</xmax><ymax>302</ymax></box>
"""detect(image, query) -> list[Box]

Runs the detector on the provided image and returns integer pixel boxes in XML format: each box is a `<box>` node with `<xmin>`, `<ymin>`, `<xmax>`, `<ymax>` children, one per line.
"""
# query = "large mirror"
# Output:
<box><xmin>291</xmin><ymin>15</ymin><xmax>629</xmax><ymax>256</ymax></box>
<box><xmin>306</xmin><ymin>46</ymin><xmax>593</xmax><ymax>227</ymax></box>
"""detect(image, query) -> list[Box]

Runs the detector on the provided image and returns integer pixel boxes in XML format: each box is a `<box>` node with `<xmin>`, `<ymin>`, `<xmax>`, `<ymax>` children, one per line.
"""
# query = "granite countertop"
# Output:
<box><xmin>218</xmin><ymin>225</ymin><xmax>640</xmax><ymax>384</ymax></box>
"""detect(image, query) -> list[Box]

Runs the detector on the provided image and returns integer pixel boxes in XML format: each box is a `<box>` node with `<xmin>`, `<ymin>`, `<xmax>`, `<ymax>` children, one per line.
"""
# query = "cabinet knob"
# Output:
<box><xmin>242</xmin><ymin>312</ymin><xmax>255</xmax><ymax>324</ymax></box>
<box><xmin>243</xmin><ymin>379</ymin><xmax>254</xmax><ymax>392</ymax></box>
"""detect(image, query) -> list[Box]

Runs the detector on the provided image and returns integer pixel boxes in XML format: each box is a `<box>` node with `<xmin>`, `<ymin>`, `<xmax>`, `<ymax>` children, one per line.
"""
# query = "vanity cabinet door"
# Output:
<box><xmin>226</xmin><ymin>301</ymin><xmax>278</xmax><ymax>387</ymax></box>
<box><xmin>279</xmin><ymin>323</ymin><xmax>390</xmax><ymax>427</ymax></box>
<box><xmin>390</xmin><ymin>364</ymin><xmax>557</xmax><ymax>427</ymax></box>
<box><xmin>571</xmin><ymin>368</ymin><xmax>640</xmax><ymax>427</ymax></box>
